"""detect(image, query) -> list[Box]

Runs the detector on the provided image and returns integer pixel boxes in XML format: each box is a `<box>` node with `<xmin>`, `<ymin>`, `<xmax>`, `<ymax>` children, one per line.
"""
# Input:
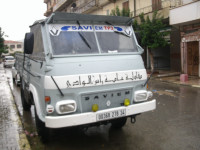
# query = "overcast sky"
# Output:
<box><xmin>0</xmin><ymin>0</ymin><xmax>46</xmax><ymax>41</ymax></box>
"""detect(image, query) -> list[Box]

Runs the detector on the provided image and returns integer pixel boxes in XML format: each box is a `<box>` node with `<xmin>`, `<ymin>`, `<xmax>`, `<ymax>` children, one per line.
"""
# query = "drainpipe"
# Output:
<box><xmin>134</xmin><ymin>0</ymin><xmax>136</xmax><ymax>17</ymax></box>
<box><xmin>199</xmin><ymin>41</ymin><xmax>200</xmax><ymax>77</ymax></box>
<box><xmin>147</xmin><ymin>47</ymin><xmax>150</xmax><ymax>69</ymax></box>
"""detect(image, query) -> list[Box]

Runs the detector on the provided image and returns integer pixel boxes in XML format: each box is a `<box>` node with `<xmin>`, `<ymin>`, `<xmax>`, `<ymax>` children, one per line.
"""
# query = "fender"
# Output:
<box><xmin>29</xmin><ymin>84</ymin><xmax>45</xmax><ymax>122</ymax></box>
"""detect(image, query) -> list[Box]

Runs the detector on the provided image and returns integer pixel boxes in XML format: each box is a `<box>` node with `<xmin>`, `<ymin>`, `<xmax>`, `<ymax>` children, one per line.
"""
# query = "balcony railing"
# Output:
<box><xmin>53</xmin><ymin>0</ymin><xmax>70</xmax><ymax>12</ymax></box>
<box><xmin>74</xmin><ymin>0</ymin><xmax>96</xmax><ymax>13</ymax></box>
<box><xmin>170</xmin><ymin>0</ymin><xmax>199</xmax><ymax>8</ymax></box>
<box><xmin>98</xmin><ymin>0</ymin><xmax>110</xmax><ymax>6</ymax></box>
<box><xmin>134</xmin><ymin>5</ymin><xmax>152</xmax><ymax>16</ymax></box>
<box><xmin>131</xmin><ymin>0</ymin><xmax>198</xmax><ymax>17</ymax></box>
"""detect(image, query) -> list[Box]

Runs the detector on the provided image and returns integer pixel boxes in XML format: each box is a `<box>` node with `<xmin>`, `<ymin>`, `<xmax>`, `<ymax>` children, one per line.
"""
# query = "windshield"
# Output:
<box><xmin>49</xmin><ymin>24</ymin><xmax>98</xmax><ymax>55</ymax></box>
<box><xmin>5</xmin><ymin>57</ymin><xmax>14</xmax><ymax>60</ymax></box>
<box><xmin>49</xmin><ymin>24</ymin><xmax>138</xmax><ymax>55</ymax></box>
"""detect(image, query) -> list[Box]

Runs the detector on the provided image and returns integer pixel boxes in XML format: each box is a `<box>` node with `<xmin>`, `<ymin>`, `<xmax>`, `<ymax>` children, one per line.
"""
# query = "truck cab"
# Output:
<box><xmin>17</xmin><ymin>12</ymin><xmax>156</xmax><ymax>141</ymax></box>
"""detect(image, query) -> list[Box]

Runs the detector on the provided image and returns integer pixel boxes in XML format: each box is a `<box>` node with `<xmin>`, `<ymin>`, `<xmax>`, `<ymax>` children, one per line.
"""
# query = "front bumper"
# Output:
<box><xmin>45</xmin><ymin>99</ymin><xmax>156</xmax><ymax>128</ymax></box>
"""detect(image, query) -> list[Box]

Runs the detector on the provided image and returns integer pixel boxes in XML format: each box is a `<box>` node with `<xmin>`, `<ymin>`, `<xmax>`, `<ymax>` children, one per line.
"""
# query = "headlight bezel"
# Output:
<box><xmin>134</xmin><ymin>90</ymin><xmax>153</xmax><ymax>102</ymax></box>
<box><xmin>55</xmin><ymin>100</ymin><xmax>77</xmax><ymax>114</ymax></box>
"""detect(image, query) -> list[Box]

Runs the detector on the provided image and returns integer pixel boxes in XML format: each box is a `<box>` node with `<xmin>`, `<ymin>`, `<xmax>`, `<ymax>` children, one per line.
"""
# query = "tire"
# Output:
<box><xmin>111</xmin><ymin>117</ymin><xmax>127</xmax><ymax>129</ymax></box>
<box><xmin>34</xmin><ymin>107</ymin><xmax>49</xmax><ymax>143</ymax></box>
<box><xmin>20</xmin><ymin>79</ymin><xmax>31</xmax><ymax>111</ymax></box>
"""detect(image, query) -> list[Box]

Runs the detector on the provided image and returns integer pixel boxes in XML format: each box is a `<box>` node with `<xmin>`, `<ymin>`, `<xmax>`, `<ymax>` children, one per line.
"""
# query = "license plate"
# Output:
<box><xmin>96</xmin><ymin>109</ymin><xmax>126</xmax><ymax>121</ymax></box>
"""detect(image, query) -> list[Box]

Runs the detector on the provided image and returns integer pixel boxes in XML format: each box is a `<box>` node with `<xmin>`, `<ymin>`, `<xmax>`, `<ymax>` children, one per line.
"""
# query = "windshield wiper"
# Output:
<box><xmin>77</xmin><ymin>21</ymin><xmax>91</xmax><ymax>49</ymax></box>
<box><xmin>105</xmin><ymin>21</ymin><xmax>131</xmax><ymax>37</ymax></box>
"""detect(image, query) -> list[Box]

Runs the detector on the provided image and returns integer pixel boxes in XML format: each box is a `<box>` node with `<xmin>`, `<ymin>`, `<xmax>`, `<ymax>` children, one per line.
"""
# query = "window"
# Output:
<box><xmin>10</xmin><ymin>45</ymin><xmax>15</xmax><ymax>49</ymax></box>
<box><xmin>123</xmin><ymin>1</ymin><xmax>129</xmax><ymax>10</ymax></box>
<box><xmin>5</xmin><ymin>57</ymin><xmax>14</xmax><ymax>60</ymax></box>
<box><xmin>48</xmin><ymin>1</ymin><xmax>51</xmax><ymax>9</ymax></box>
<box><xmin>31</xmin><ymin>24</ymin><xmax>45</xmax><ymax>58</ymax></box>
<box><xmin>17</xmin><ymin>44</ymin><xmax>22</xmax><ymax>48</ymax></box>
<box><xmin>96</xmin><ymin>32</ymin><xmax>137</xmax><ymax>53</ymax></box>
<box><xmin>4</xmin><ymin>45</ymin><xmax>8</xmax><ymax>49</ymax></box>
<box><xmin>152</xmin><ymin>0</ymin><xmax>161</xmax><ymax>11</ymax></box>
<box><xmin>49</xmin><ymin>24</ymin><xmax>138</xmax><ymax>56</ymax></box>
<box><xmin>50</xmin><ymin>32</ymin><xmax>99</xmax><ymax>55</ymax></box>
<box><xmin>106</xmin><ymin>10</ymin><xmax>110</xmax><ymax>15</ymax></box>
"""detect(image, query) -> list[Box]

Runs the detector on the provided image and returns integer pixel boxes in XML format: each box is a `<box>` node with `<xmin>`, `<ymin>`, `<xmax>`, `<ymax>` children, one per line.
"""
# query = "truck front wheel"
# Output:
<box><xmin>34</xmin><ymin>107</ymin><xmax>49</xmax><ymax>143</ymax></box>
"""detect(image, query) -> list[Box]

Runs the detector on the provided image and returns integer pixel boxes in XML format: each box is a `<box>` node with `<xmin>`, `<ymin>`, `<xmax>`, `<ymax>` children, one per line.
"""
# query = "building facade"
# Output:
<box><xmin>4</xmin><ymin>40</ymin><xmax>23</xmax><ymax>55</ymax></box>
<box><xmin>170</xmin><ymin>0</ymin><xmax>200</xmax><ymax>77</ymax></box>
<box><xmin>43</xmin><ymin>0</ymin><xmax>171</xmax><ymax>17</ymax></box>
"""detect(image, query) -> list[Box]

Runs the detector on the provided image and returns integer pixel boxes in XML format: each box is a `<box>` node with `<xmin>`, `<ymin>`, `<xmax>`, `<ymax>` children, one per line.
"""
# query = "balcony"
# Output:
<box><xmin>170</xmin><ymin>1</ymin><xmax>200</xmax><ymax>26</ymax></box>
<box><xmin>131</xmin><ymin>0</ymin><xmax>186</xmax><ymax>17</ymax></box>
<box><xmin>74</xmin><ymin>0</ymin><xmax>96</xmax><ymax>14</ymax></box>
<box><xmin>44</xmin><ymin>0</ymin><xmax>49</xmax><ymax>3</ymax></box>
<box><xmin>44</xmin><ymin>7</ymin><xmax>53</xmax><ymax>17</ymax></box>
<box><xmin>53</xmin><ymin>0</ymin><xmax>73</xmax><ymax>12</ymax></box>
<box><xmin>98</xmin><ymin>0</ymin><xmax>110</xmax><ymax>6</ymax></box>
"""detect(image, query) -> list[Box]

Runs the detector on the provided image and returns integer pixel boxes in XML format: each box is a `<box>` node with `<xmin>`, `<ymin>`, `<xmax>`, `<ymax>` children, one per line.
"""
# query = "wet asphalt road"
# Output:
<box><xmin>5</xmin><ymin>68</ymin><xmax>200</xmax><ymax>150</ymax></box>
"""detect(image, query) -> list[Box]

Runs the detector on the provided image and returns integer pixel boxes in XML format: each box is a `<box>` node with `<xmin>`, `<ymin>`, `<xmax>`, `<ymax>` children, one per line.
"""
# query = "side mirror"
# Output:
<box><xmin>24</xmin><ymin>32</ymin><xmax>34</xmax><ymax>54</ymax></box>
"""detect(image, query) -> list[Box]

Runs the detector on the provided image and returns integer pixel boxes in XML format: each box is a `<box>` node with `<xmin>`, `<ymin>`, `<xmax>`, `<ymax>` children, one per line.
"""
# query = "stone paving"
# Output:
<box><xmin>0</xmin><ymin>64</ymin><xmax>30</xmax><ymax>150</ymax></box>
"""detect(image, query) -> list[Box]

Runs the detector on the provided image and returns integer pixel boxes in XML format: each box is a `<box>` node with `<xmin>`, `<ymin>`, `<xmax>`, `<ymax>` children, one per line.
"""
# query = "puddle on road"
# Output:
<box><xmin>152</xmin><ymin>89</ymin><xmax>178</xmax><ymax>98</ymax></box>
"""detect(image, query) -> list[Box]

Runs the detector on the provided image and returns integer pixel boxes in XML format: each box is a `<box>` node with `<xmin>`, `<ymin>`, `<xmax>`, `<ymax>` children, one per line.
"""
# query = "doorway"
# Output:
<box><xmin>187</xmin><ymin>41</ymin><xmax>199</xmax><ymax>76</ymax></box>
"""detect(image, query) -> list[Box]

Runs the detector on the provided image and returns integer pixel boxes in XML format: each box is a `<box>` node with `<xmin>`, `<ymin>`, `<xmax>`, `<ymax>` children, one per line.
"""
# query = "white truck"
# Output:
<box><xmin>15</xmin><ymin>12</ymin><xmax>156</xmax><ymax>141</ymax></box>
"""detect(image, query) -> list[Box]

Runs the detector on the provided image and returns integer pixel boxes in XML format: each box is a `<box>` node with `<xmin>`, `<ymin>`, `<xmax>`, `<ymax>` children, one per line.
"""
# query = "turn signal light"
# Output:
<box><xmin>45</xmin><ymin>96</ymin><xmax>51</xmax><ymax>103</ymax></box>
<box><xmin>92</xmin><ymin>104</ymin><xmax>99</xmax><ymax>112</ymax></box>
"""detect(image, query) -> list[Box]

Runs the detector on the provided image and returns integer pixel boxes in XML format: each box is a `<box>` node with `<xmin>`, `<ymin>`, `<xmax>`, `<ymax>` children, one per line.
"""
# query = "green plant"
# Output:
<box><xmin>110</xmin><ymin>6</ymin><xmax>130</xmax><ymax>17</ymax></box>
<box><xmin>133</xmin><ymin>11</ymin><xmax>170</xmax><ymax>70</ymax></box>
<box><xmin>0</xmin><ymin>27</ymin><xmax>8</xmax><ymax>57</ymax></box>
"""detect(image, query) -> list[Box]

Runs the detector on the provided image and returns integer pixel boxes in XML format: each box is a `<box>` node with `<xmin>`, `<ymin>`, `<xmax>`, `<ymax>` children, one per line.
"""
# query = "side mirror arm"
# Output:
<box><xmin>143</xmin><ymin>69</ymin><xmax>154</xmax><ymax>87</ymax></box>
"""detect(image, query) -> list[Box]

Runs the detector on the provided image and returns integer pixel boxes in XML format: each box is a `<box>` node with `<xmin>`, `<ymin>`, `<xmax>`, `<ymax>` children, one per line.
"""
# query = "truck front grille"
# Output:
<box><xmin>81</xmin><ymin>89</ymin><xmax>132</xmax><ymax>113</ymax></box>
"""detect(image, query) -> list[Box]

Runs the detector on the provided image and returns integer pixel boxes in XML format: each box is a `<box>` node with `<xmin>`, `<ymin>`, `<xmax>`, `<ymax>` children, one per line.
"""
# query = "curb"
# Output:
<box><xmin>1</xmin><ymin>64</ymin><xmax>31</xmax><ymax>150</ymax></box>
<box><xmin>8</xmin><ymin>81</ymin><xmax>31</xmax><ymax>150</ymax></box>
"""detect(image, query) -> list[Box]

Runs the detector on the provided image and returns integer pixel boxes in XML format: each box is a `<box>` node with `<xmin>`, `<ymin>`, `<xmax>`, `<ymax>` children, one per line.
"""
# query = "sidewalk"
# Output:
<box><xmin>151</xmin><ymin>70</ymin><xmax>200</xmax><ymax>88</ymax></box>
<box><xmin>0</xmin><ymin>64</ymin><xmax>30</xmax><ymax>150</ymax></box>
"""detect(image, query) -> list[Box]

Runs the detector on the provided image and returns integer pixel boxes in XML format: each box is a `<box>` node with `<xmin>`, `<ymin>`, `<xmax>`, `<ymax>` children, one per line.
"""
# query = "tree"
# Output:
<box><xmin>110</xmin><ymin>6</ymin><xmax>131</xmax><ymax>17</ymax></box>
<box><xmin>133</xmin><ymin>11</ymin><xmax>170</xmax><ymax>71</ymax></box>
<box><xmin>0</xmin><ymin>27</ymin><xmax>8</xmax><ymax>57</ymax></box>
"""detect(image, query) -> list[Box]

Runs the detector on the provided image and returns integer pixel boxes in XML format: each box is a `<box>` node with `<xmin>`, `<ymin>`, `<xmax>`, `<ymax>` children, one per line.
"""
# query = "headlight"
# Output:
<box><xmin>56</xmin><ymin>100</ymin><xmax>77</xmax><ymax>114</ymax></box>
<box><xmin>134</xmin><ymin>90</ymin><xmax>153</xmax><ymax>102</ymax></box>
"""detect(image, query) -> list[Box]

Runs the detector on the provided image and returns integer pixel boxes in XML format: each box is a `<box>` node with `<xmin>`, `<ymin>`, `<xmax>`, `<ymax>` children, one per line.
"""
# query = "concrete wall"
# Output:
<box><xmin>90</xmin><ymin>0</ymin><xmax>134</xmax><ymax>15</ymax></box>
<box><xmin>170</xmin><ymin>1</ymin><xmax>200</xmax><ymax>25</ymax></box>
<box><xmin>170</xmin><ymin>27</ymin><xmax>181</xmax><ymax>71</ymax></box>
<box><xmin>88</xmin><ymin>0</ymin><xmax>152</xmax><ymax>16</ymax></box>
